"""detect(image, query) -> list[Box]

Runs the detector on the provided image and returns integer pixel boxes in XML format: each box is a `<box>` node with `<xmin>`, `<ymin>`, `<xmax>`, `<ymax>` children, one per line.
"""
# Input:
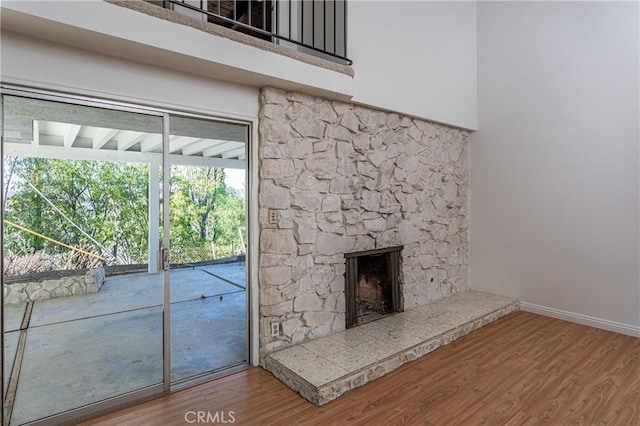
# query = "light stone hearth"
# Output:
<box><xmin>263</xmin><ymin>290</ymin><xmax>519</xmax><ymax>405</ymax></box>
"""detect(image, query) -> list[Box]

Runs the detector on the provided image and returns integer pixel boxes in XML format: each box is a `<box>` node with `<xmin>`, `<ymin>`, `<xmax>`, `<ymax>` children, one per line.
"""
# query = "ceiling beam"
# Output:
<box><xmin>181</xmin><ymin>139</ymin><xmax>215</xmax><ymax>156</ymax></box>
<box><xmin>221</xmin><ymin>146</ymin><xmax>246</xmax><ymax>159</ymax></box>
<box><xmin>63</xmin><ymin>124</ymin><xmax>82</xmax><ymax>148</ymax></box>
<box><xmin>4</xmin><ymin>142</ymin><xmax>246</xmax><ymax>169</ymax></box>
<box><xmin>117</xmin><ymin>131</ymin><xmax>146</xmax><ymax>151</ymax></box>
<box><xmin>169</xmin><ymin>136</ymin><xmax>202</xmax><ymax>153</ymax></box>
<box><xmin>202</xmin><ymin>141</ymin><xmax>244</xmax><ymax>157</ymax></box>
<box><xmin>93</xmin><ymin>128</ymin><xmax>120</xmax><ymax>149</ymax></box>
<box><xmin>140</xmin><ymin>134</ymin><xmax>163</xmax><ymax>153</ymax></box>
<box><xmin>169</xmin><ymin>153</ymin><xmax>244</xmax><ymax>169</ymax></box>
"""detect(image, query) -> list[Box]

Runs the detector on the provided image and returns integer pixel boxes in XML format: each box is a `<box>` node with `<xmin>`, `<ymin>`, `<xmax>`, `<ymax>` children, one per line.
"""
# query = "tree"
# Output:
<box><xmin>169</xmin><ymin>165</ymin><xmax>246</xmax><ymax>260</ymax></box>
<box><xmin>170</xmin><ymin>165</ymin><xmax>225</xmax><ymax>241</ymax></box>
<box><xmin>3</xmin><ymin>157</ymin><xmax>149</xmax><ymax>264</ymax></box>
<box><xmin>212</xmin><ymin>188</ymin><xmax>246</xmax><ymax>256</ymax></box>
<box><xmin>3</xmin><ymin>157</ymin><xmax>247</xmax><ymax>271</ymax></box>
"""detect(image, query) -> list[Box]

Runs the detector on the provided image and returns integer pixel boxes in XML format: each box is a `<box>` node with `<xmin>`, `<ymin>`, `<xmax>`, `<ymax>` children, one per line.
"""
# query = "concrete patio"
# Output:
<box><xmin>3</xmin><ymin>262</ymin><xmax>247</xmax><ymax>425</ymax></box>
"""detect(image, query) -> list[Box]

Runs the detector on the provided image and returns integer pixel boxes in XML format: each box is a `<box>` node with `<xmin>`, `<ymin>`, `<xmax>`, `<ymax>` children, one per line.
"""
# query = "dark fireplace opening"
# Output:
<box><xmin>345</xmin><ymin>246</ymin><xmax>403</xmax><ymax>328</ymax></box>
<box><xmin>357</xmin><ymin>255</ymin><xmax>393</xmax><ymax>322</ymax></box>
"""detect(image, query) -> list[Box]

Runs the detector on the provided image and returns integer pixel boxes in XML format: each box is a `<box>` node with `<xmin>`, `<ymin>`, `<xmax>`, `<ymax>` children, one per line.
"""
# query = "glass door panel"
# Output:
<box><xmin>167</xmin><ymin>115</ymin><xmax>248</xmax><ymax>386</ymax></box>
<box><xmin>1</xmin><ymin>95</ymin><xmax>164</xmax><ymax>425</ymax></box>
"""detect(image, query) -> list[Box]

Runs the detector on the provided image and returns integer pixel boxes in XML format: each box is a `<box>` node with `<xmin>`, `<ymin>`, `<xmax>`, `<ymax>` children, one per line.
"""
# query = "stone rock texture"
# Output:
<box><xmin>259</xmin><ymin>87</ymin><xmax>469</xmax><ymax>355</ymax></box>
<box><xmin>3</xmin><ymin>268</ymin><xmax>106</xmax><ymax>304</ymax></box>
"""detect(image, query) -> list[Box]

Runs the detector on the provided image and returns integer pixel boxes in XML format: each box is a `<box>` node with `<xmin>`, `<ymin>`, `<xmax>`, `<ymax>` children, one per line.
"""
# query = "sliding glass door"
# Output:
<box><xmin>168</xmin><ymin>115</ymin><xmax>248</xmax><ymax>387</ymax></box>
<box><xmin>0</xmin><ymin>90</ymin><xmax>249</xmax><ymax>425</ymax></box>
<box><xmin>1</xmin><ymin>95</ymin><xmax>165</xmax><ymax>425</ymax></box>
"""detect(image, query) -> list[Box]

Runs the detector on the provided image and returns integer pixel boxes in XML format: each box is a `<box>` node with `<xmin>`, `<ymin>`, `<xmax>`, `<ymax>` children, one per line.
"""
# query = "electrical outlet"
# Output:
<box><xmin>268</xmin><ymin>209</ymin><xmax>278</xmax><ymax>225</ymax></box>
<box><xmin>270</xmin><ymin>322</ymin><xmax>279</xmax><ymax>337</ymax></box>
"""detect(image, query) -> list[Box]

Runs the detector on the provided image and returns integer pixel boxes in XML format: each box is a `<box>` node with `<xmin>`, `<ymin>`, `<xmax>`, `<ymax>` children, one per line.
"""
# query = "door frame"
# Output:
<box><xmin>0</xmin><ymin>85</ymin><xmax>257</xmax><ymax>425</ymax></box>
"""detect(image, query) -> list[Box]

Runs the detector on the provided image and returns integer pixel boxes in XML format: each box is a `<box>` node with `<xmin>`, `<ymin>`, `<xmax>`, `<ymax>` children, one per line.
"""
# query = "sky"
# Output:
<box><xmin>225</xmin><ymin>168</ymin><xmax>246</xmax><ymax>194</ymax></box>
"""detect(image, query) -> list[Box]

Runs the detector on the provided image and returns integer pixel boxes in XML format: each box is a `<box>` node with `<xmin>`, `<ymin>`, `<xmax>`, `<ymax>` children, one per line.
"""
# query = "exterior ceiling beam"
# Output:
<box><xmin>202</xmin><ymin>141</ymin><xmax>244</xmax><ymax>157</ymax></box>
<box><xmin>221</xmin><ymin>146</ymin><xmax>246</xmax><ymax>159</ymax></box>
<box><xmin>63</xmin><ymin>124</ymin><xmax>82</xmax><ymax>147</ymax></box>
<box><xmin>93</xmin><ymin>128</ymin><xmax>120</xmax><ymax>149</ymax></box>
<box><xmin>181</xmin><ymin>139</ymin><xmax>214</xmax><ymax>156</ymax></box>
<box><xmin>140</xmin><ymin>134</ymin><xmax>163</xmax><ymax>152</ymax></box>
<box><xmin>116</xmin><ymin>130</ymin><xmax>146</xmax><ymax>151</ymax></box>
<box><xmin>169</xmin><ymin>136</ymin><xmax>202</xmax><ymax>153</ymax></box>
<box><xmin>4</xmin><ymin>142</ymin><xmax>246</xmax><ymax>169</ymax></box>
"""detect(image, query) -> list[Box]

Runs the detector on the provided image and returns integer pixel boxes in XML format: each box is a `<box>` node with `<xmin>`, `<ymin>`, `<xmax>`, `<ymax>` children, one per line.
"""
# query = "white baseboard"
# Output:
<box><xmin>521</xmin><ymin>302</ymin><xmax>640</xmax><ymax>338</ymax></box>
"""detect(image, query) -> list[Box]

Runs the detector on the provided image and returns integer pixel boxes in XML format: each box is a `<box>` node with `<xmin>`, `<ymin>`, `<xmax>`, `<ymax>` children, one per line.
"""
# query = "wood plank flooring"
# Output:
<box><xmin>78</xmin><ymin>312</ymin><xmax>639</xmax><ymax>425</ymax></box>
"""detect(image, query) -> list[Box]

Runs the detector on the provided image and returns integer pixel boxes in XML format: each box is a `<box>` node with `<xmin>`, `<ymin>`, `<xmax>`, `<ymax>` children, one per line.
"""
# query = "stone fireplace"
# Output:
<box><xmin>258</xmin><ymin>87</ymin><xmax>469</xmax><ymax>356</ymax></box>
<box><xmin>345</xmin><ymin>246</ymin><xmax>402</xmax><ymax>328</ymax></box>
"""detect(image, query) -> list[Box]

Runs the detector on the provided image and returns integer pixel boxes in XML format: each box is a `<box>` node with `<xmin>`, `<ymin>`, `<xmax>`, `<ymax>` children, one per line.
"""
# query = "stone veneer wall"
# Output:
<box><xmin>259</xmin><ymin>87</ymin><xmax>469</xmax><ymax>355</ymax></box>
<box><xmin>4</xmin><ymin>267</ymin><xmax>106</xmax><ymax>304</ymax></box>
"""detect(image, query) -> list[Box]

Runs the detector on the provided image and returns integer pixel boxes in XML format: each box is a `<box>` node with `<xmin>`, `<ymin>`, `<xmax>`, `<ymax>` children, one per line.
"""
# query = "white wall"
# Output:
<box><xmin>1</xmin><ymin>0</ymin><xmax>478</xmax><ymax>130</ymax></box>
<box><xmin>349</xmin><ymin>1</ymin><xmax>478</xmax><ymax>129</ymax></box>
<box><xmin>0</xmin><ymin>32</ymin><xmax>259</xmax><ymax>120</ymax></box>
<box><xmin>471</xmin><ymin>1</ymin><xmax>640</xmax><ymax>332</ymax></box>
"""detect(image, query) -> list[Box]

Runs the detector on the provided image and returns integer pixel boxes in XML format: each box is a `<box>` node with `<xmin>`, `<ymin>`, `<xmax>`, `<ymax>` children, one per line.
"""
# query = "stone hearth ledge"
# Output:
<box><xmin>263</xmin><ymin>290</ymin><xmax>519</xmax><ymax>405</ymax></box>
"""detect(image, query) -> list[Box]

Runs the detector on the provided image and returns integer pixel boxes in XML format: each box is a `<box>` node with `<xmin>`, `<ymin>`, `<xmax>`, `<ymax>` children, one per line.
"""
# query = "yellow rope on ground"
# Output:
<box><xmin>3</xmin><ymin>219</ymin><xmax>105</xmax><ymax>261</ymax></box>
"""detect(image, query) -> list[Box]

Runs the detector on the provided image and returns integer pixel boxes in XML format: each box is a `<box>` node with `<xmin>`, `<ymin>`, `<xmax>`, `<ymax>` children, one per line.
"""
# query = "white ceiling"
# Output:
<box><xmin>2</xmin><ymin>95</ymin><xmax>248</xmax><ymax>169</ymax></box>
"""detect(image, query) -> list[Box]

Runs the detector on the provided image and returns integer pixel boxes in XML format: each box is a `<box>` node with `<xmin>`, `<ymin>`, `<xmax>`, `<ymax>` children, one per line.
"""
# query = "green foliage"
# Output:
<box><xmin>4</xmin><ymin>157</ymin><xmax>149</xmax><ymax>263</ymax></box>
<box><xmin>169</xmin><ymin>165</ymin><xmax>246</xmax><ymax>261</ymax></box>
<box><xmin>3</xmin><ymin>157</ymin><xmax>246</xmax><ymax>267</ymax></box>
<box><xmin>212</xmin><ymin>187</ymin><xmax>247</xmax><ymax>257</ymax></box>
<box><xmin>5</xmin><ymin>158</ymin><xmax>148</xmax><ymax>261</ymax></box>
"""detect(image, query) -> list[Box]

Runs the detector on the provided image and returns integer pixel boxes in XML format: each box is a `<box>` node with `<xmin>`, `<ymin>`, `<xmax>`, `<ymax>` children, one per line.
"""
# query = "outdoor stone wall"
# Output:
<box><xmin>259</xmin><ymin>87</ymin><xmax>469</xmax><ymax>354</ymax></box>
<box><xmin>3</xmin><ymin>268</ymin><xmax>106</xmax><ymax>304</ymax></box>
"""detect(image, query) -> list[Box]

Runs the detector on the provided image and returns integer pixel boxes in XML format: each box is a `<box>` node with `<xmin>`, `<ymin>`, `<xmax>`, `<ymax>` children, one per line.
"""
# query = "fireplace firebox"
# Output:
<box><xmin>344</xmin><ymin>246</ymin><xmax>403</xmax><ymax>328</ymax></box>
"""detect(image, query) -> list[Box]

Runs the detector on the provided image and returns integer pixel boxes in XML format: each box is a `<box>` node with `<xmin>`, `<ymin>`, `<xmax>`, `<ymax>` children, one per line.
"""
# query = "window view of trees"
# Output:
<box><xmin>2</xmin><ymin>157</ymin><xmax>246</xmax><ymax>276</ymax></box>
<box><xmin>169</xmin><ymin>164</ymin><xmax>246</xmax><ymax>264</ymax></box>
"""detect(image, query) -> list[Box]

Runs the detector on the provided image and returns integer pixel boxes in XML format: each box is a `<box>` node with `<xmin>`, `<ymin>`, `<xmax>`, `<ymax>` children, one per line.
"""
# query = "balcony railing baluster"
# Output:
<box><xmin>300</xmin><ymin>0</ymin><xmax>304</xmax><ymax>45</ymax></box>
<box><xmin>343</xmin><ymin>0</ymin><xmax>347</xmax><ymax>58</ymax></box>
<box><xmin>155</xmin><ymin>0</ymin><xmax>350</xmax><ymax>65</ymax></box>
<box><xmin>323</xmin><ymin>0</ymin><xmax>326</xmax><ymax>51</ymax></box>
<box><xmin>333</xmin><ymin>0</ymin><xmax>336</xmax><ymax>54</ymax></box>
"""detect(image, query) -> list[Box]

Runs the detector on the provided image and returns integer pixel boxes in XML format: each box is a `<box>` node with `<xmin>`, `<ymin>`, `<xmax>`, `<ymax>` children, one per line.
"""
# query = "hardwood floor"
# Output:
<box><xmin>79</xmin><ymin>312</ymin><xmax>639</xmax><ymax>425</ymax></box>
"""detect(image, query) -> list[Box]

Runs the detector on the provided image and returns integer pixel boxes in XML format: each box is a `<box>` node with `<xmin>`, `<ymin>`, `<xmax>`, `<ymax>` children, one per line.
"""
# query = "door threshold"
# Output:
<box><xmin>170</xmin><ymin>361</ymin><xmax>248</xmax><ymax>392</ymax></box>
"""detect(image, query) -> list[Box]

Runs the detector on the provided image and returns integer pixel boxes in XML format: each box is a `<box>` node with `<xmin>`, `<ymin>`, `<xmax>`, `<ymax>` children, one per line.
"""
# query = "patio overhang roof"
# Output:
<box><xmin>3</xmin><ymin>96</ymin><xmax>247</xmax><ymax>169</ymax></box>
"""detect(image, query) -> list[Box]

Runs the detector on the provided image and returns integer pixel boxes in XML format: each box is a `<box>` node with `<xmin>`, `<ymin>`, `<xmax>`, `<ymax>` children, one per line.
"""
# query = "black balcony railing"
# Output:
<box><xmin>158</xmin><ymin>0</ymin><xmax>351</xmax><ymax>65</ymax></box>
